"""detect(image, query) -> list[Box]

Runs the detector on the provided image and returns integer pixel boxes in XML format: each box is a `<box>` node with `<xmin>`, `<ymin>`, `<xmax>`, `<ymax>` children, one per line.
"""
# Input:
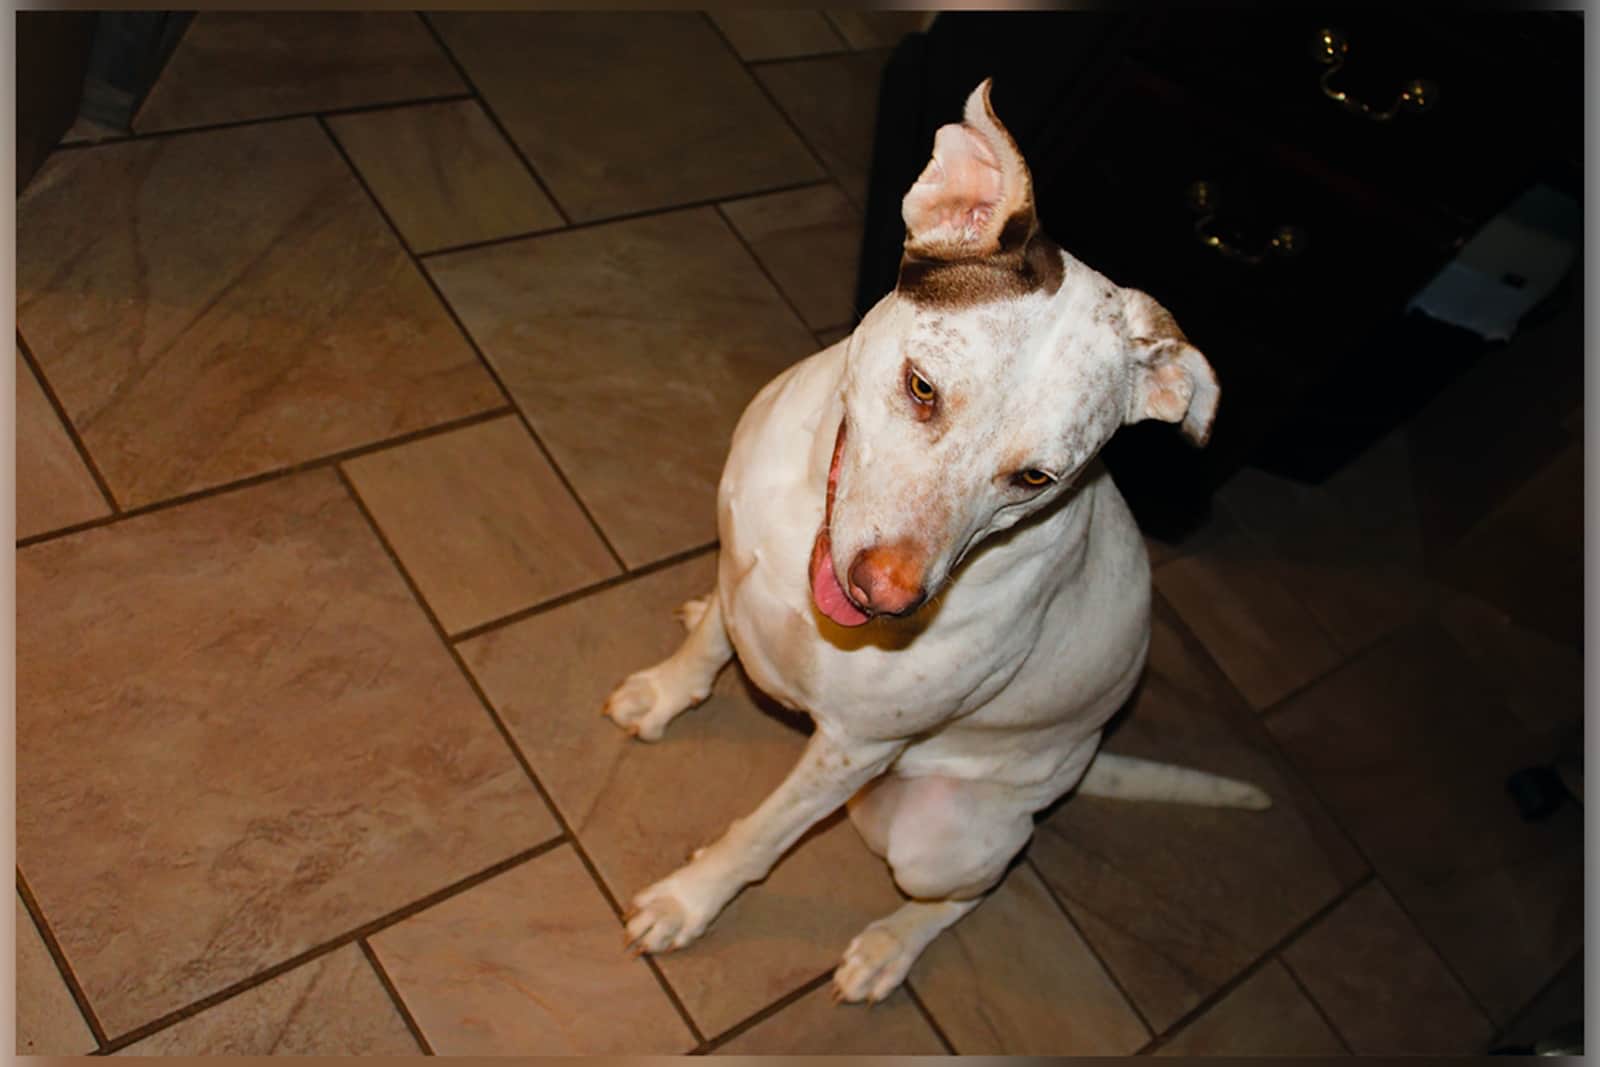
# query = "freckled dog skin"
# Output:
<box><xmin>602</xmin><ymin>80</ymin><xmax>1262</xmax><ymax>1004</ymax></box>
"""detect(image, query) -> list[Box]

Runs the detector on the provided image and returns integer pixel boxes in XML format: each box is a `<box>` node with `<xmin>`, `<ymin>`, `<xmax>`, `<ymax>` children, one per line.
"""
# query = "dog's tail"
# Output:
<box><xmin>1077</xmin><ymin>753</ymin><xmax>1273</xmax><ymax>810</ymax></box>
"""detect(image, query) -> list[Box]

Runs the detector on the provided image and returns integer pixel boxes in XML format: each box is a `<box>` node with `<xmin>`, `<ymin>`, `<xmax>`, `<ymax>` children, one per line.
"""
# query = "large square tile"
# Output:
<box><xmin>823</xmin><ymin>11</ymin><xmax>934</xmax><ymax>50</ymax></box>
<box><xmin>715</xmin><ymin>983</ymin><xmax>944</xmax><ymax>1054</ymax></box>
<box><xmin>910</xmin><ymin>862</ymin><xmax>1148</xmax><ymax>1054</ymax></box>
<box><xmin>1436</xmin><ymin>590</ymin><xmax>1582</xmax><ymax>738</ymax></box>
<box><xmin>17</xmin><ymin>120</ymin><xmax>503</xmax><ymax>509</ymax></box>
<box><xmin>16</xmin><ymin>894</ymin><xmax>97</xmax><ymax>1056</ymax></box>
<box><xmin>370</xmin><ymin>845</ymin><xmax>693</xmax><ymax>1055</ymax></box>
<box><xmin>756</xmin><ymin>51</ymin><xmax>891</xmax><ymax>207</ymax></box>
<box><xmin>15</xmin><ymin>351</ymin><xmax>110</xmax><ymax>540</ymax></box>
<box><xmin>430</xmin><ymin>12</ymin><xmax>822</xmax><ymax>221</ymax></box>
<box><xmin>459</xmin><ymin>555</ymin><xmax>905</xmax><ymax>1038</ymax></box>
<box><xmin>135</xmin><ymin>12</ymin><xmax>465</xmax><ymax>132</ymax></box>
<box><xmin>1267</xmin><ymin>622</ymin><xmax>1583</xmax><ymax>1023</ymax></box>
<box><xmin>327</xmin><ymin>99</ymin><xmax>563</xmax><ymax>254</ymax></box>
<box><xmin>427</xmin><ymin>210</ymin><xmax>815</xmax><ymax>566</ymax></box>
<box><xmin>708</xmin><ymin>12</ymin><xmax>848</xmax><ymax>62</ymax></box>
<box><xmin>16</xmin><ymin>470</ymin><xmax>558</xmax><ymax>1036</ymax></box>
<box><xmin>1030</xmin><ymin>597</ymin><xmax>1364</xmax><ymax>1033</ymax></box>
<box><xmin>115</xmin><ymin>945</ymin><xmax>421</xmax><ymax>1055</ymax></box>
<box><xmin>1155</xmin><ymin>960</ymin><xmax>1345</xmax><ymax>1056</ymax></box>
<box><xmin>342</xmin><ymin>415</ymin><xmax>619</xmax><ymax>635</ymax></box>
<box><xmin>721</xmin><ymin>184</ymin><xmax>863</xmax><ymax>331</ymax></box>
<box><xmin>1282</xmin><ymin>881</ymin><xmax>1494</xmax><ymax>1054</ymax></box>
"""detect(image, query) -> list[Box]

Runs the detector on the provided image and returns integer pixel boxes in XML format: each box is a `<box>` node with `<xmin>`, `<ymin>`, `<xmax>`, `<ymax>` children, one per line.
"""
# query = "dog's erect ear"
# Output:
<box><xmin>901</xmin><ymin>79</ymin><xmax>1035</xmax><ymax>261</ymax></box>
<box><xmin>1122</xmin><ymin>288</ymin><xmax>1220</xmax><ymax>447</ymax></box>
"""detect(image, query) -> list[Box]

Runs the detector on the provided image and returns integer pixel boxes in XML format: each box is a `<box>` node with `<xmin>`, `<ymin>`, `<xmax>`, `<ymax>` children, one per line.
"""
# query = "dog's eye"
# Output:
<box><xmin>906</xmin><ymin>368</ymin><xmax>937</xmax><ymax>405</ymax></box>
<box><xmin>1014</xmin><ymin>469</ymin><xmax>1054</xmax><ymax>489</ymax></box>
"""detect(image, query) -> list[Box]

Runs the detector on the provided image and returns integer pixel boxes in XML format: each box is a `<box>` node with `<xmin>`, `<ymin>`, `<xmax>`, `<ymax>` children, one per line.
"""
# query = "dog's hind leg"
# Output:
<box><xmin>833</xmin><ymin>897</ymin><xmax>981</xmax><ymax>1004</ymax></box>
<box><xmin>603</xmin><ymin>586</ymin><xmax>732</xmax><ymax>742</ymax></box>
<box><xmin>1077</xmin><ymin>752</ymin><xmax>1272</xmax><ymax>810</ymax></box>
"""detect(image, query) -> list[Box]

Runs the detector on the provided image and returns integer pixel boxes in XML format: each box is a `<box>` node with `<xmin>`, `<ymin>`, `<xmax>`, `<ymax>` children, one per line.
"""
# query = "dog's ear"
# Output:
<box><xmin>1122</xmin><ymin>288</ymin><xmax>1219</xmax><ymax>447</ymax></box>
<box><xmin>901</xmin><ymin>79</ymin><xmax>1035</xmax><ymax>261</ymax></box>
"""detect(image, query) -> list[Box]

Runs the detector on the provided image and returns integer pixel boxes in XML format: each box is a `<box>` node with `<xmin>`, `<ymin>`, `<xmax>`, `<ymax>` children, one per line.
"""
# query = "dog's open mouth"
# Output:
<box><xmin>809</xmin><ymin>420</ymin><xmax>871</xmax><ymax>627</ymax></box>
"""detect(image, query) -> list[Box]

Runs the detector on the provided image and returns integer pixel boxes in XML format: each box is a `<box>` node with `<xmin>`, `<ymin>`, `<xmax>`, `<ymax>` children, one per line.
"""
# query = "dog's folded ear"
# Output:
<box><xmin>901</xmin><ymin>79</ymin><xmax>1035</xmax><ymax>261</ymax></box>
<box><xmin>1122</xmin><ymin>288</ymin><xmax>1220</xmax><ymax>447</ymax></box>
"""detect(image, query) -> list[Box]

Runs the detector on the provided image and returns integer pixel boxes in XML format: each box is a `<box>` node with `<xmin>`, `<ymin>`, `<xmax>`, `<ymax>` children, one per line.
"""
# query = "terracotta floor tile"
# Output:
<box><xmin>709</xmin><ymin>12</ymin><xmax>848</xmax><ymax>62</ymax></box>
<box><xmin>1282</xmin><ymin>881</ymin><xmax>1493</xmax><ymax>1054</ymax></box>
<box><xmin>1436</xmin><ymin>590</ymin><xmax>1583</xmax><ymax>738</ymax></box>
<box><xmin>370</xmin><ymin>845</ymin><xmax>693</xmax><ymax>1055</ymax></box>
<box><xmin>15</xmin><ymin>351</ymin><xmax>110</xmax><ymax>539</ymax></box>
<box><xmin>813</xmin><ymin>324</ymin><xmax>854</xmax><ymax>349</ymax></box>
<box><xmin>1155</xmin><ymin>961</ymin><xmax>1346</xmax><ymax>1056</ymax></box>
<box><xmin>115</xmin><ymin>945</ymin><xmax>421</xmax><ymax>1055</ymax></box>
<box><xmin>342</xmin><ymin>415</ymin><xmax>619</xmax><ymax>634</ymax></box>
<box><xmin>1267</xmin><ymin>622</ymin><xmax>1583</xmax><ymax>1023</ymax></box>
<box><xmin>17</xmin><ymin>120</ymin><xmax>502</xmax><ymax>509</ymax></box>
<box><xmin>458</xmin><ymin>555</ymin><xmax>904</xmax><ymax>1039</ymax></box>
<box><xmin>134</xmin><ymin>12</ymin><xmax>464</xmax><ymax>132</ymax></box>
<box><xmin>756</xmin><ymin>51</ymin><xmax>892</xmax><ymax>207</ymax></box>
<box><xmin>721</xmin><ymin>184</ymin><xmax>863</xmax><ymax>330</ymax></box>
<box><xmin>427</xmin><ymin>210</ymin><xmax>814</xmax><ymax>567</ymax></box>
<box><xmin>716</xmin><ymin>983</ymin><xmax>944</xmax><ymax>1055</ymax></box>
<box><xmin>327</xmin><ymin>99</ymin><xmax>562</xmax><ymax>254</ymax></box>
<box><xmin>16</xmin><ymin>470</ymin><xmax>558</xmax><ymax>1036</ymax></box>
<box><xmin>1031</xmin><ymin>597</ymin><xmax>1362</xmax><ymax>1033</ymax></box>
<box><xmin>911</xmin><ymin>863</ymin><xmax>1148</xmax><ymax>1055</ymax></box>
<box><xmin>430</xmin><ymin>12</ymin><xmax>821</xmax><ymax>221</ymax></box>
<box><xmin>822</xmin><ymin>11</ymin><xmax>934</xmax><ymax>50</ymax></box>
<box><xmin>1154</xmin><ymin>509</ymin><xmax>1345</xmax><ymax>710</ymax></box>
<box><xmin>16</xmin><ymin>894</ymin><xmax>96</xmax><ymax>1056</ymax></box>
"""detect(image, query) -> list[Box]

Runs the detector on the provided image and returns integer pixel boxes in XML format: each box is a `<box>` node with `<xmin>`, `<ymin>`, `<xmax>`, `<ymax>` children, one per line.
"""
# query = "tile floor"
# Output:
<box><xmin>15</xmin><ymin>10</ymin><xmax>1584</xmax><ymax>1057</ymax></box>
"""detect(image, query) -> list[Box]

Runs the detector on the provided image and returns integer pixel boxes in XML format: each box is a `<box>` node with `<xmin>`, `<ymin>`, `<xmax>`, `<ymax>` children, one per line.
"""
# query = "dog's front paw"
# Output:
<box><xmin>602</xmin><ymin>667</ymin><xmax>707</xmax><ymax>742</ymax></box>
<box><xmin>623</xmin><ymin>876</ymin><xmax>718</xmax><ymax>954</ymax></box>
<box><xmin>833</xmin><ymin>925</ymin><xmax>916</xmax><ymax>1004</ymax></box>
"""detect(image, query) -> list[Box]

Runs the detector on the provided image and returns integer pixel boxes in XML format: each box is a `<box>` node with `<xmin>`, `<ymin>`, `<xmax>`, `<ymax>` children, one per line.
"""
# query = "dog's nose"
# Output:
<box><xmin>848</xmin><ymin>545</ymin><xmax>926</xmax><ymax>616</ymax></box>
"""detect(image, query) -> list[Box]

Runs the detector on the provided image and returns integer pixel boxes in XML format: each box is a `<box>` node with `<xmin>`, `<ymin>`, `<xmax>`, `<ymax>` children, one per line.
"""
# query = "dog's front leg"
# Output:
<box><xmin>626</xmin><ymin>728</ymin><xmax>905</xmax><ymax>954</ymax></box>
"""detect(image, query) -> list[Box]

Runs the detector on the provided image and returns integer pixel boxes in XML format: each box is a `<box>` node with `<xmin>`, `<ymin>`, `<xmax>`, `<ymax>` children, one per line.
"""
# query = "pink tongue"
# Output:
<box><xmin>811</xmin><ymin>533</ymin><xmax>869</xmax><ymax>627</ymax></box>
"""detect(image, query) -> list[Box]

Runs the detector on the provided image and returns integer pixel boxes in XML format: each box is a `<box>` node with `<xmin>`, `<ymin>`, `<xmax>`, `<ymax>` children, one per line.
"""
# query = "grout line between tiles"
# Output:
<box><xmin>415</xmin><ymin>12</ymin><xmax>573</xmax><ymax>228</ymax></box>
<box><xmin>1277</xmin><ymin>950</ymin><xmax>1356</xmax><ymax>1054</ymax></box>
<box><xmin>357</xmin><ymin>937</ymin><xmax>435</xmax><ymax>1055</ymax></box>
<box><xmin>701</xmin><ymin>12</ymin><xmax>834</xmax><ymax>180</ymax></box>
<box><xmin>1023</xmin><ymin>853</ymin><xmax>1156</xmax><ymax>1042</ymax></box>
<box><xmin>93</xmin><ymin>839</ymin><xmax>566</xmax><ymax>1054</ymax></box>
<box><xmin>696</xmin><ymin>968</ymin><xmax>835</xmax><ymax>1053</ymax></box>
<box><xmin>14</xmin><ymin>405</ymin><xmax>516</xmax><ymax>551</ymax></box>
<box><xmin>1488</xmin><ymin>947</ymin><xmax>1584</xmax><ymax>1049</ymax></box>
<box><xmin>902</xmin><ymin>980</ymin><xmax>959</xmax><ymax>1054</ymax></box>
<box><xmin>1131</xmin><ymin>870</ymin><xmax>1375</xmax><ymax>1054</ymax></box>
<box><xmin>313</xmin><ymin>112</ymin><xmax>629</xmax><ymax>575</ymax></box>
<box><xmin>450</xmin><ymin>541</ymin><xmax>720</xmax><ymax>644</ymax></box>
<box><xmin>711</xmin><ymin>202</ymin><xmax>829</xmax><ymax>343</ymax></box>
<box><xmin>55</xmin><ymin>92</ymin><xmax>480</xmax><ymax>151</ymax></box>
<box><xmin>15</xmin><ymin>330</ymin><xmax>122</xmax><ymax>515</ymax></box>
<box><xmin>16</xmin><ymin>869</ymin><xmax>110</xmax><ymax>1051</ymax></box>
<box><xmin>332</xmin><ymin>466</ymin><xmax>707</xmax><ymax>1050</ymax></box>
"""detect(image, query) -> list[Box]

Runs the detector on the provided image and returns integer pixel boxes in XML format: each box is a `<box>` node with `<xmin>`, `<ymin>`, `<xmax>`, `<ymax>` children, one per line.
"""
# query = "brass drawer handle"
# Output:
<box><xmin>1186</xmin><ymin>181</ymin><xmax>1305</xmax><ymax>265</ymax></box>
<box><xmin>1312</xmin><ymin>27</ymin><xmax>1438</xmax><ymax>122</ymax></box>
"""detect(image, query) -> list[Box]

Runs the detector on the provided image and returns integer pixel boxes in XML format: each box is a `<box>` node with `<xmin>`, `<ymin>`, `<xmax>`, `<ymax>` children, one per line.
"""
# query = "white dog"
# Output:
<box><xmin>604</xmin><ymin>79</ymin><xmax>1269</xmax><ymax>1004</ymax></box>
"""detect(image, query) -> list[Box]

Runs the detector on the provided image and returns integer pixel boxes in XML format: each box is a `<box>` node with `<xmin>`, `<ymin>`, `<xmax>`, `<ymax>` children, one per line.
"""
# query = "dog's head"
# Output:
<box><xmin>810</xmin><ymin>79</ymin><xmax>1219</xmax><ymax>628</ymax></box>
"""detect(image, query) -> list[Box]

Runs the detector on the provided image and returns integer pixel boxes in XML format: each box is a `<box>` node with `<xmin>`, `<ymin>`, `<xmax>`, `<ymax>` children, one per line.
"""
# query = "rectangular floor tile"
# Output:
<box><xmin>427</xmin><ymin>210</ymin><xmax>815</xmax><ymax>567</ymax></box>
<box><xmin>721</xmin><ymin>184</ymin><xmax>863</xmax><ymax>330</ymax></box>
<box><xmin>1283</xmin><ymin>881</ymin><xmax>1494</xmax><ymax>1054</ymax></box>
<box><xmin>459</xmin><ymin>555</ymin><xmax>905</xmax><ymax>1038</ymax></box>
<box><xmin>18</xmin><ymin>120</ymin><xmax>503</xmax><ymax>508</ymax></box>
<box><xmin>115</xmin><ymin>945</ymin><xmax>421</xmax><ymax>1055</ymax></box>
<box><xmin>1154</xmin><ymin>509</ymin><xmax>1345</xmax><ymax>710</ymax></box>
<box><xmin>370</xmin><ymin>845</ymin><xmax>693</xmax><ymax>1055</ymax></box>
<box><xmin>342</xmin><ymin>415</ymin><xmax>619</xmax><ymax>634</ymax></box>
<box><xmin>1155</xmin><ymin>960</ymin><xmax>1346</xmax><ymax>1056</ymax></box>
<box><xmin>431</xmin><ymin>12</ymin><xmax>822</xmax><ymax>221</ymax></box>
<box><xmin>15</xmin><ymin>350</ymin><xmax>110</xmax><ymax>538</ymax></box>
<box><xmin>1267</xmin><ymin>622</ymin><xmax>1583</xmax><ymax>1023</ymax></box>
<box><xmin>715</xmin><ymin>983</ymin><xmax>944</xmax><ymax>1055</ymax></box>
<box><xmin>16</xmin><ymin>894</ymin><xmax>97</xmax><ymax>1056</ymax></box>
<box><xmin>709</xmin><ymin>11</ymin><xmax>848</xmax><ymax>62</ymax></box>
<box><xmin>135</xmin><ymin>12</ymin><xmax>465</xmax><ymax>132</ymax></box>
<box><xmin>756</xmin><ymin>51</ymin><xmax>891</xmax><ymax>208</ymax></box>
<box><xmin>1031</xmin><ymin>596</ymin><xmax>1363</xmax><ymax>1033</ymax></box>
<box><xmin>16</xmin><ymin>470</ymin><xmax>558</xmax><ymax>1036</ymax></box>
<box><xmin>911</xmin><ymin>862</ymin><xmax>1148</xmax><ymax>1055</ymax></box>
<box><xmin>823</xmin><ymin>11</ymin><xmax>934</xmax><ymax>49</ymax></box>
<box><xmin>327</xmin><ymin>99</ymin><xmax>562</xmax><ymax>254</ymax></box>
<box><xmin>1436</xmin><ymin>590</ymin><xmax>1583</xmax><ymax>738</ymax></box>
